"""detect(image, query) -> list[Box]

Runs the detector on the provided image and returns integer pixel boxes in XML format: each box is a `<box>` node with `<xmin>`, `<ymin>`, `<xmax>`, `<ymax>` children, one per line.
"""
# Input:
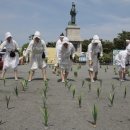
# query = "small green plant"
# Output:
<box><xmin>21</xmin><ymin>79</ymin><xmax>28</xmax><ymax>91</ymax></box>
<box><xmin>92</xmin><ymin>104</ymin><xmax>98</xmax><ymax>126</ymax></box>
<box><xmin>72</xmin><ymin>87</ymin><xmax>76</xmax><ymax>98</ymax></box>
<box><xmin>88</xmin><ymin>83</ymin><xmax>91</xmax><ymax>91</ymax></box>
<box><xmin>99</xmin><ymin>80</ymin><xmax>102</xmax><ymax>87</ymax></box>
<box><xmin>111</xmin><ymin>83</ymin><xmax>115</xmax><ymax>92</ymax></box>
<box><xmin>78</xmin><ymin>95</ymin><xmax>82</xmax><ymax>108</ymax></box>
<box><xmin>64</xmin><ymin>80</ymin><xmax>68</xmax><ymax>87</ymax></box>
<box><xmin>3</xmin><ymin>78</ymin><xmax>6</xmax><ymax>87</ymax></box>
<box><xmin>14</xmin><ymin>86</ymin><xmax>18</xmax><ymax>97</ymax></box>
<box><xmin>124</xmin><ymin>86</ymin><xmax>127</xmax><ymax>98</ymax></box>
<box><xmin>43</xmin><ymin>88</ymin><xmax>47</xmax><ymax>99</ymax></box>
<box><xmin>41</xmin><ymin>95</ymin><xmax>47</xmax><ymax>108</ymax></box>
<box><xmin>82</xmin><ymin>80</ymin><xmax>85</xmax><ymax>87</ymax></box>
<box><xmin>68</xmin><ymin>84</ymin><xmax>72</xmax><ymax>91</ymax></box>
<box><xmin>5</xmin><ymin>96</ymin><xmax>11</xmax><ymax>109</ymax></box>
<box><xmin>74</xmin><ymin>71</ymin><xmax>78</xmax><ymax>77</ymax></box>
<box><xmin>97</xmin><ymin>87</ymin><xmax>101</xmax><ymax>98</ymax></box>
<box><xmin>40</xmin><ymin>107</ymin><xmax>49</xmax><ymax>127</ymax></box>
<box><xmin>44</xmin><ymin>80</ymin><xmax>48</xmax><ymax>87</ymax></box>
<box><xmin>108</xmin><ymin>93</ymin><xmax>115</xmax><ymax>106</ymax></box>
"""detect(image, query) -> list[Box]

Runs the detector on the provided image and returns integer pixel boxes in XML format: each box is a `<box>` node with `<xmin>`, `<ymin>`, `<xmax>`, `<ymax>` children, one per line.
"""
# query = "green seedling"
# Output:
<box><xmin>82</xmin><ymin>80</ymin><xmax>85</xmax><ymax>87</ymax></box>
<box><xmin>14</xmin><ymin>86</ymin><xmax>18</xmax><ymax>97</ymax></box>
<box><xmin>41</xmin><ymin>95</ymin><xmax>47</xmax><ymax>108</ymax></box>
<box><xmin>68</xmin><ymin>84</ymin><xmax>72</xmax><ymax>91</ymax></box>
<box><xmin>108</xmin><ymin>93</ymin><xmax>115</xmax><ymax>106</ymax></box>
<box><xmin>44</xmin><ymin>80</ymin><xmax>48</xmax><ymax>87</ymax></box>
<box><xmin>40</xmin><ymin>107</ymin><xmax>49</xmax><ymax>127</ymax></box>
<box><xmin>43</xmin><ymin>88</ymin><xmax>47</xmax><ymax>99</ymax></box>
<box><xmin>5</xmin><ymin>96</ymin><xmax>10</xmax><ymax>109</ymax></box>
<box><xmin>64</xmin><ymin>80</ymin><xmax>68</xmax><ymax>87</ymax></box>
<box><xmin>21</xmin><ymin>79</ymin><xmax>28</xmax><ymax>91</ymax></box>
<box><xmin>99</xmin><ymin>80</ymin><xmax>102</xmax><ymax>87</ymax></box>
<box><xmin>92</xmin><ymin>104</ymin><xmax>98</xmax><ymax>126</ymax></box>
<box><xmin>78</xmin><ymin>95</ymin><xmax>82</xmax><ymax>108</ymax></box>
<box><xmin>97</xmin><ymin>87</ymin><xmax>101</xmax><ymax>98</ymax></box>
<box><xmin>124</xmin><ymin>86</ymin><xmax>127</xmax><ymax>98</ymax></box>
<box><xmin>111</xmin><ymin>83</ymin><xmax>115</xmax><ymax>92</ymax></box>
<box><xmin>3</xmin><ymin>78</ymin><xmax>6</xmax><ymax>87</ymax></box>
<box><xmin>88</xmin><ymin>83</ymin><xmax>91</xmax><ymax>91</ymax></box>
<box><xmin>74</xmin><ymin>71</ymin><xmax>78</xmax><ymax>77</ymax></box>
<box><xmin>72</xmin><ymin>87</ymin><xmax>76</xmax><ymax>98</ymax></box>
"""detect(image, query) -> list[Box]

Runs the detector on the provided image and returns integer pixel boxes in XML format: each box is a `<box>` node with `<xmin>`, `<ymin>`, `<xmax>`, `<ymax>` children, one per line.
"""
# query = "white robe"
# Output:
<box><xmin>24</xmin><ymin>39</ymin><xmax>47</xmax><ymax>70</ymax></box>
<box><xmin>115</xmin><ymin>50</ymin><xmax>130</xmax><ymax>70</ymax></box>
<box><xmin>87</xmin><ymin>42</ymin><xmax>103</xmax><ymax>72</ymax></box>
<box><xmin>58</xmin><ymin>42</ymin><xmax>75</xmax><ymax>72</ymax></box>
<box><xmin>0</xmin><ymin>40</ymin><xmax>19</xmax><ymax>70</ymax></box>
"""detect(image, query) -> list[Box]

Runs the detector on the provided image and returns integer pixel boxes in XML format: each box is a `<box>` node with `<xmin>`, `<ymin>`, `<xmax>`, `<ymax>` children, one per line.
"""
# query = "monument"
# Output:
<box><xmin>66</xmin><ymin>2</ymin><xmax>82</xmax><ymax>52</ymax></box>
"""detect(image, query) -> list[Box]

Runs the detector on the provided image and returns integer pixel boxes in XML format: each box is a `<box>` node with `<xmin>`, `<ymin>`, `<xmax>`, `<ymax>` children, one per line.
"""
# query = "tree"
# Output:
<box><xmin>81</xmin><ymin>39</ymin><xmax>91</xmax><ymax>52</ymax></box>
<box><xmin>113</xmin><ymin>31</ymin><xmax>130</xmax><ymax>49</ymax></box>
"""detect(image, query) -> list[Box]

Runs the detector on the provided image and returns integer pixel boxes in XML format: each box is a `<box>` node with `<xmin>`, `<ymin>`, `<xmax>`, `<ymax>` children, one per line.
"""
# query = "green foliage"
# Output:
<box><xmin>46</xmin><ymin>42</ymin><xmax>56</xmax><ymax>47</ymax></box>
<box><xmin>113</xmin><ymin>31</ymin><xmax>130</xmax><ymax>49</ymax></box>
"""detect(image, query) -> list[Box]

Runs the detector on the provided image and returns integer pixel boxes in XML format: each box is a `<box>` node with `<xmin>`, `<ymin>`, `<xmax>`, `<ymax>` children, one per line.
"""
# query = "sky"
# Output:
<box><xmin>0</xmin><ymin>0</ymin><xmax>130</xmax><ymax>46</ymax></box>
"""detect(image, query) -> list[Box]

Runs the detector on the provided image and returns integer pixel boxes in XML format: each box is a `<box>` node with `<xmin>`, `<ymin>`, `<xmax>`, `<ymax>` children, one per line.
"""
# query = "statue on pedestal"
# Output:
<box><xmin>69</xmin><ymin>2</ymin><xmax>77</xmax><ymax>25</ymax></box>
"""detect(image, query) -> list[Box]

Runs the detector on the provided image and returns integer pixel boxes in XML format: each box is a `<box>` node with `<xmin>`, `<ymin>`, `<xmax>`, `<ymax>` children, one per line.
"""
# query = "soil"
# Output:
<box><xmin>0</xmin><ymin>64</ymin><xmax>130</xmax><ymax>130</ymax></box>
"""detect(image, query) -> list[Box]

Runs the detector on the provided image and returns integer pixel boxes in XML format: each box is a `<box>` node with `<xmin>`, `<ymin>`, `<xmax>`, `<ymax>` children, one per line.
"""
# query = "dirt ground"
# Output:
<box><xmin>0</xmin><ymin>64</ymin><xmax>130</xmax><ymax>130</ymax></box>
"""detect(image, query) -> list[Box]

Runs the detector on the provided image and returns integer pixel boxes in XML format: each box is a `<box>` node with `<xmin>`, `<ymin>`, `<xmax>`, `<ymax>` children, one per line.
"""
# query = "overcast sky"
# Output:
<box><xmin>0</xmin><ymin>0</ymin><xmax>130</xmax><ymax>46</ymax></box>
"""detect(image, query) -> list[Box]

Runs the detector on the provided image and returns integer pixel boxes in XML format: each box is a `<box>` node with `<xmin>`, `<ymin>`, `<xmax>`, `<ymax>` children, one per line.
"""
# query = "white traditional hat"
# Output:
<box><xmin>63</xmin><ymin>37</ymin><xmax>69</xmax><ymax>42</ymax></box>
<box><xmin>92</xmin><ymin>35</ymin><xmax>101</xmax><ymax>44</ymax></box>
<box><xmin>126</xmin><ymin>39</ymin><xmax>130</xmax><ymax>43</ymax></box>
<box><xmin>33</xmin><ymin>31</ymin><xmax>41</xmax><ymax>39</ymax></box>
<box><xmin>127</xmin><ymin>45</ymin><xmax>130</xmax><ymax>55</ymax></box>
<box><xmin>5</xmin><ymin>32</ymin><xmax>12</xmax><ymax>39</ymax></box>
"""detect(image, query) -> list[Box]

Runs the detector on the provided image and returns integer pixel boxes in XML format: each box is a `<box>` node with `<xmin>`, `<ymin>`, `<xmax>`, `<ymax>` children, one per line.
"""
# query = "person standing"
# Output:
<box><xmin>58</xmin><ymin>41</ymin><xmax>75</xmax><ymax>82</ymax></box>
<box><xmin>115</xmin><ymin>46</ymin><xmax>130</xmax><ymax>81</ymax></box>
<box><xmin>53</xmin><ymin>33</ymin><xmax>65</xmax><ymax>74</ymax></box>
<box><xmin>0</xmin><ymin>32</ymin><xmax>19</xmax><ymax>80</ymax></box>
<box><xmin>23</xmin><ymin>31</ymin><xmax>47</xmax><ymax>81</ymax></box>
<box><xmin>87</xmin><ymin>35</ymin><xmax>103</xmax><ymax>82</ymax></box>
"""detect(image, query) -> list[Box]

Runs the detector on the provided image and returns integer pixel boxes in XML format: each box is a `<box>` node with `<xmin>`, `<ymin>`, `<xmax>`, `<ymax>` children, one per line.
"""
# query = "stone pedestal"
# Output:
<box><xmin>65</xmin><ymin>25</ymin><xmax>82</xmax><ymax>52</ymax></box>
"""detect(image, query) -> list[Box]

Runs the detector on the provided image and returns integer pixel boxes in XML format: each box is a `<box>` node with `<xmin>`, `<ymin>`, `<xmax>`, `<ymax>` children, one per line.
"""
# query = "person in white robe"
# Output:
<box><xmin>58</xmin><ymin>41</ymin><xmax>75</xmax><ymax>82</ymax></box>
<box><xmin>87</xmin><ymin>35</ymin><xmax>103</xmax><ymax>82</ymax></box>
<box><xmin>115</xmin><ymin>46</ymin><xmax>130</xmax><ymax>81</ymax></box>
<box><xmin>53</xmin><ymin>33</ymin><xmax>65</xmax><ymax>73</ymax></box>
<box><xmin>0</xmin><ymin>32</ymin><xmax>19</xmax><ymax>80</ymax></box>
<box><xmin>23</xmin><ymin>31</ymin><xmax>47</xmax><ymax>81</ymax></box>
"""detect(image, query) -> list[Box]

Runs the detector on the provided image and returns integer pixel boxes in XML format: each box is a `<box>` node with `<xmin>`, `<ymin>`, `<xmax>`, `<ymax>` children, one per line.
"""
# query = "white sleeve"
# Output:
<box><xmin>87</xmin><ymin>43</ymin><xmax>92</xmax><ymax>60</ymax></box>
<box><xmin>99</xmin><ymin>43</ymin><xmax>103</xmax><ymax>57</ymax></box>
<box><xmin>0</xmin><ymin>41</ymin><xmax>6</xmax><ymax>51</ymax></box>
<box><xmin>24</xmin><ymin>41</ymin><xmax>33</xmax><ymax>57</ymax></box>
<box><xmin>41</xmin><ymin>40</ymin><xmax>47</xmax><ymax>57</ymax></box>
<box><xmin>120</xmin><ymin>53</ymin><xmax>126</xmax><ymax>68</ymax></box>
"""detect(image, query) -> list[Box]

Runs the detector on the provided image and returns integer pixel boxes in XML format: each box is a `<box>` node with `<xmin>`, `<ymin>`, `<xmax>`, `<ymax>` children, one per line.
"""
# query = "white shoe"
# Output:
<box><xmin>91</xmin><ymin>79</ymin><xmax>95</xmax><ymax>83</ymax></box>
<box><xmin>120</xmin><ymin>79</ymin><xmax>124</xmax><ymax>82</ymax></box>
